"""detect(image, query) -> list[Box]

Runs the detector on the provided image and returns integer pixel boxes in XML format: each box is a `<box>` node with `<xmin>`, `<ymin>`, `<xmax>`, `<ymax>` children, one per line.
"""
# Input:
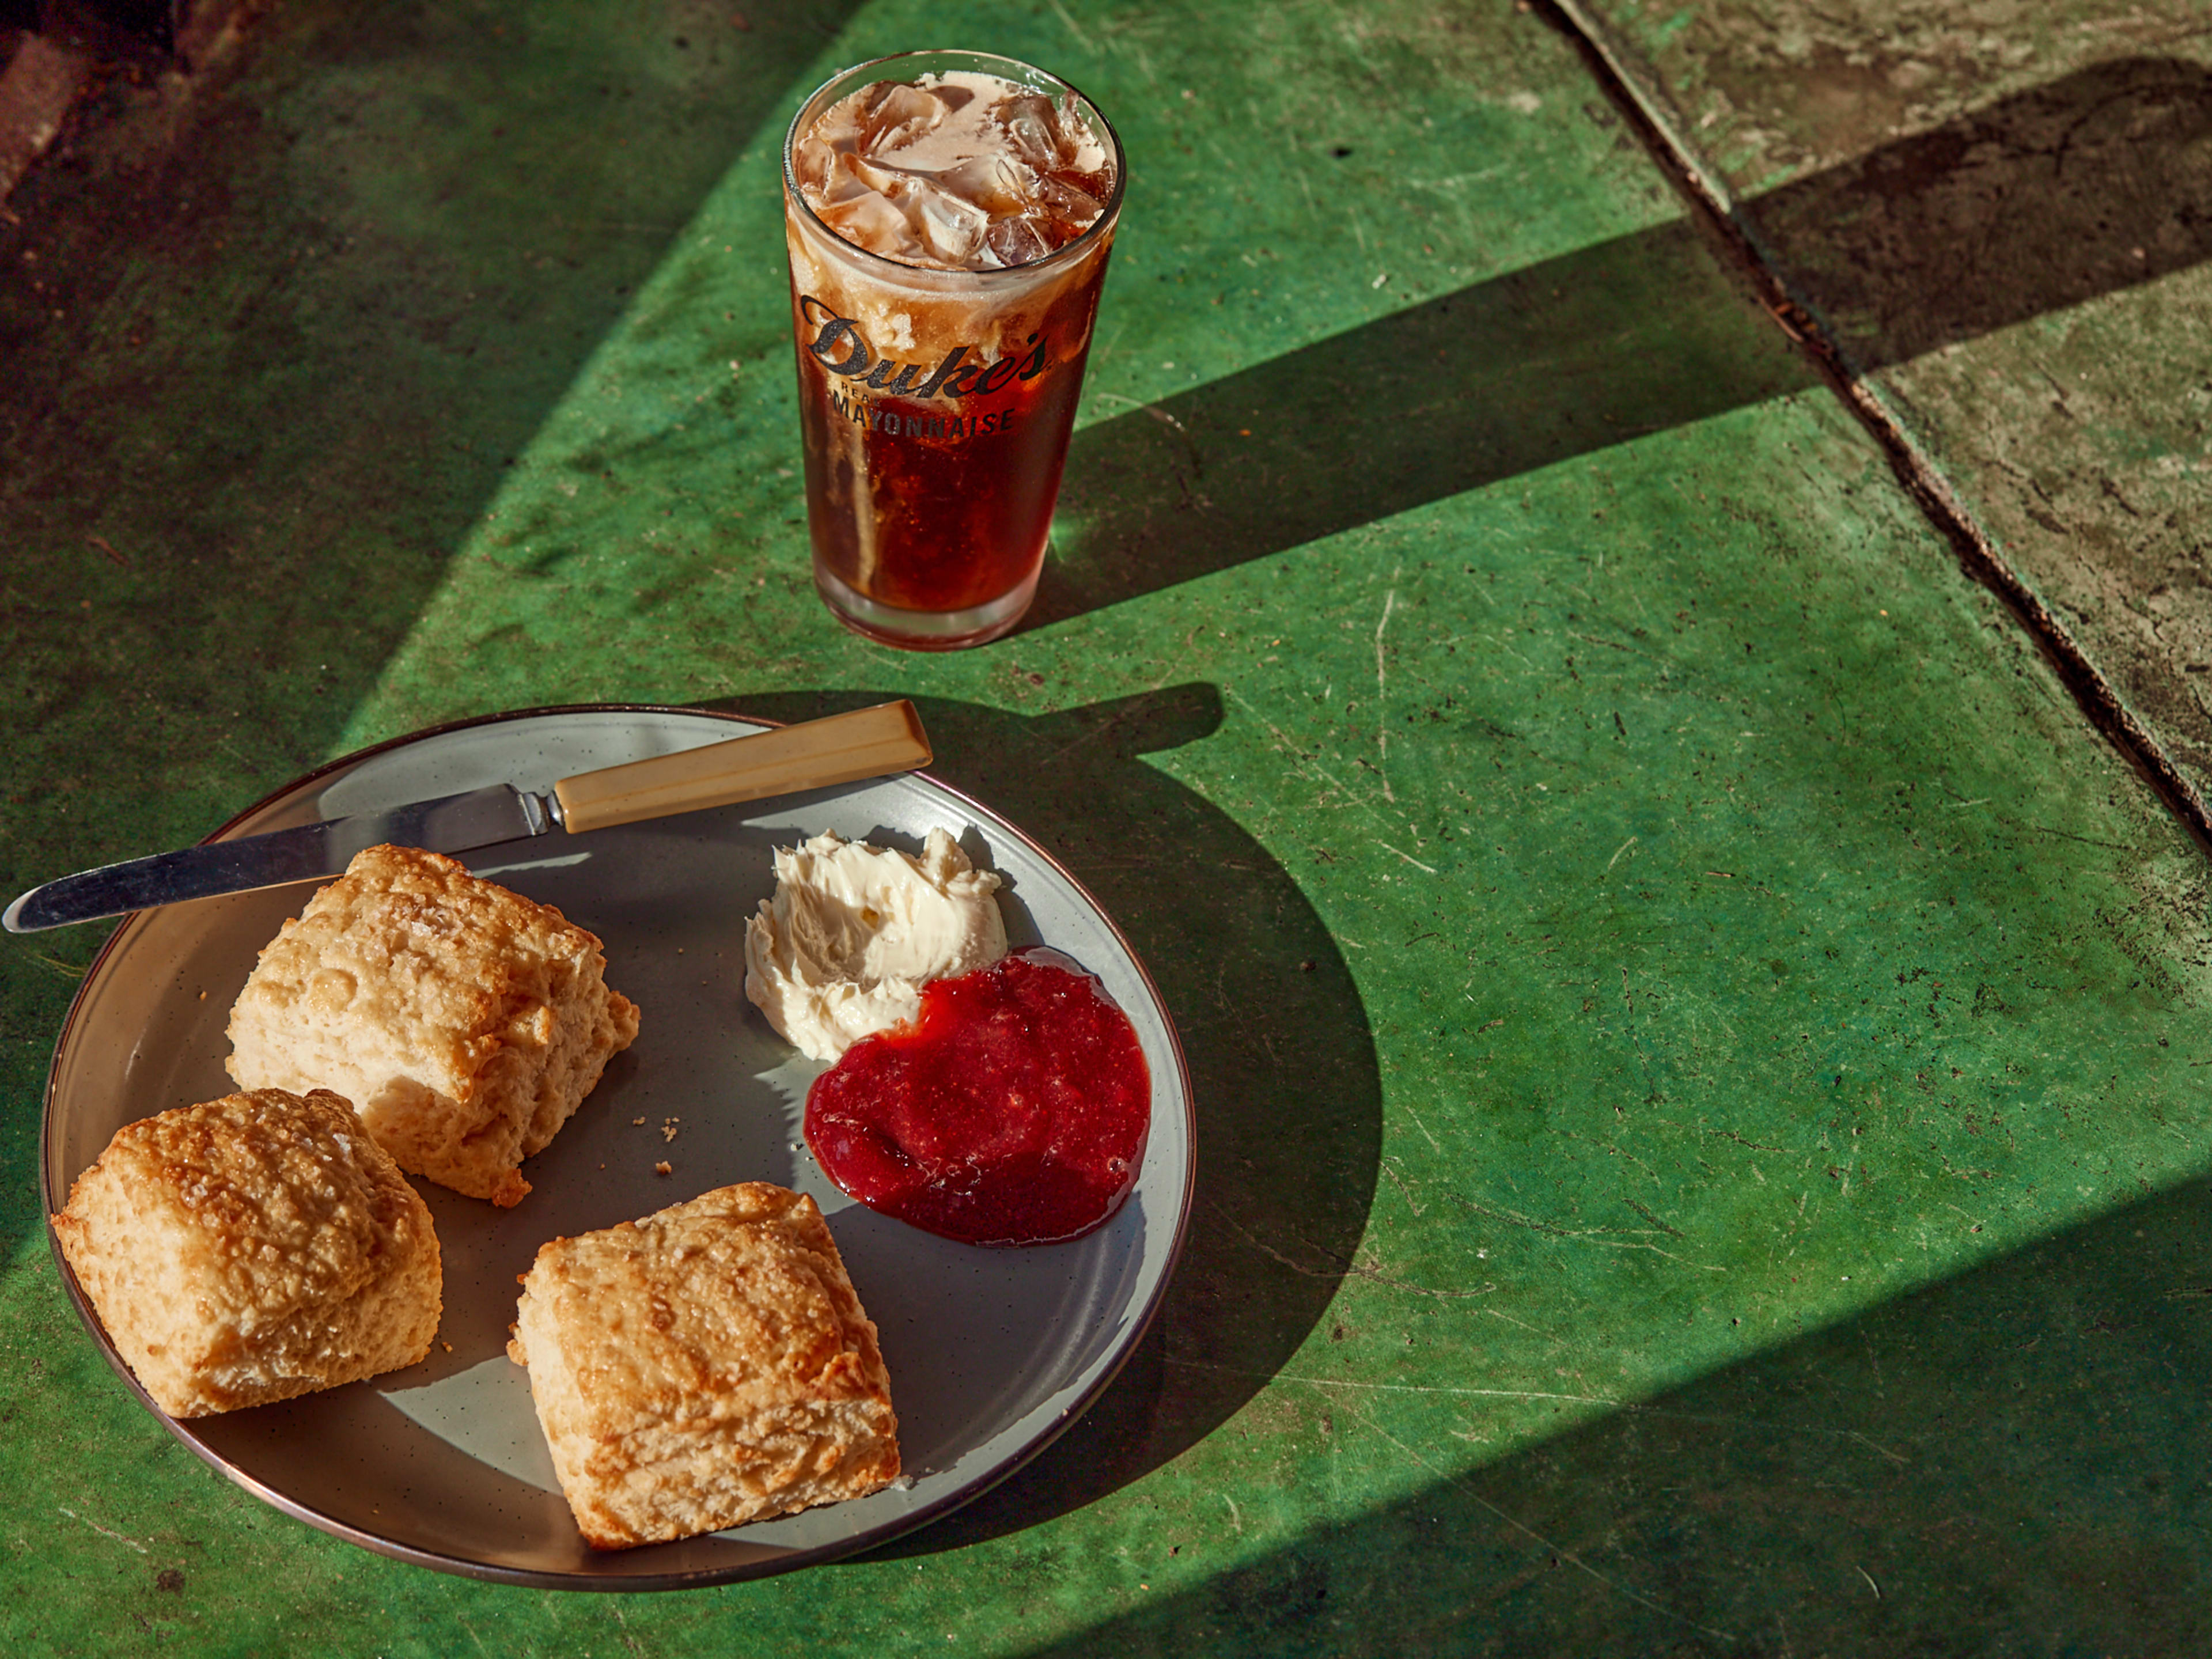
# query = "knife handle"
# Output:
<box><xmin>551</xmin><ymin>701</ymin><xmax>933</xmax><ymax>835</ymax></box>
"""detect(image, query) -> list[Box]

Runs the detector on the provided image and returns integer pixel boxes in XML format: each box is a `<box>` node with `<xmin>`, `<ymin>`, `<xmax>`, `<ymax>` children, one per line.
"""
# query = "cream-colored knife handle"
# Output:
<box><xmin>551</xmin><ymin>701</ymin><xmax>932</xmax><ymax>834</ymax></box>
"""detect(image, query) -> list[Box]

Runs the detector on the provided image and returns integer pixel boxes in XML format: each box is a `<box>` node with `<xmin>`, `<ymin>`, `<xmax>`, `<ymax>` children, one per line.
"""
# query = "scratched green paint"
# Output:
<box><xmin>5</xmin><ymin>0</ymin><xmax>2211</xmax><ymax>1653</ymax></box>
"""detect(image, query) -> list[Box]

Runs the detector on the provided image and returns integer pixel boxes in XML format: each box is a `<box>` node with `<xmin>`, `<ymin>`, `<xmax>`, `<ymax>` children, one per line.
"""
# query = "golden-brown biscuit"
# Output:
<box><xmin>51</xmin><ymin>1087</ymin><xmax>442</xmax><ymax>1417</ymax></box>
<box><xmin>508</xmin><ymin>1183</ymin><xmax>899</xmax><ymax>1548</ymax></box>
<box><xmin>225</xmin><ymin>844</ymin><xmax>641</xmax><ymax>1206</ymax></box>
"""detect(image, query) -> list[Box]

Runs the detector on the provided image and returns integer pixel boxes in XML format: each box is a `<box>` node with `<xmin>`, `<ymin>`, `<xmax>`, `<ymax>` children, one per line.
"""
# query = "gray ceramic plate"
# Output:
<box><xmin>41</xmin><ymin>705</ymin><xmax>1194</xmax><ymax>1588</ymax></box>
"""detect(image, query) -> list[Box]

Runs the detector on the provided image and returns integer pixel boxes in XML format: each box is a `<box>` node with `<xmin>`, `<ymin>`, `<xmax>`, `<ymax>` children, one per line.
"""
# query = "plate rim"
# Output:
<box><xmin>39</xmin><ymin>700</ymin><xmax>1197</xmax><ymax>1590</ymax></box>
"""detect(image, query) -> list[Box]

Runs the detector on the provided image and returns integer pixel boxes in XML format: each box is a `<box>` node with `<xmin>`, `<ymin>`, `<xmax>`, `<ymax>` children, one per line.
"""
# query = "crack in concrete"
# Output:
<box><xmin>1537</xmin><ymin>0</ymin><xmax>2212</xmax><ymax>859</ymax></box>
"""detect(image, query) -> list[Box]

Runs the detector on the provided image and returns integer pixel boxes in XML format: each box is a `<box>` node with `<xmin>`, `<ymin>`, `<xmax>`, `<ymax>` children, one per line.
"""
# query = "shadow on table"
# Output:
<box><xmin>1743</xmin><ymin>55</ymin><xmax>2212</xmax><ymax>370</ymax></box>
<box><xmin>1032</xmin><ymin>55</ymin><xmax>2212</xmax><ymax>627</ymax></box>
<box><xmin>1013</xmin><ymin>1172</ymin><xmax>2212</xmax><ymax>1657</ymax></box>
<box><xmin>0</xmin><ymin>0</ymin><xmax>857</xmax><ymax>1255</ymax></box>
<box><xmin>0</xmin><ymin>0</ymin><xmax>858</xmax><ymax>881</ymax></box>
<box><xmin>712</xmin><ymin>685</ymin><xmax>1384</xmax><ymax>1542</ymax></box>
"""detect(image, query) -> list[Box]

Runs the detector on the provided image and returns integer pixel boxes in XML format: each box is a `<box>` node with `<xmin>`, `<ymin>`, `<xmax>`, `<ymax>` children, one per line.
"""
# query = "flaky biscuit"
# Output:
<box><xmin>509</xmin><ymin>1183</ymin><xmax>899</xmax><ymax>1548</ymax></box>
<box><xmin>226</xmin><ymin>844</ymin><xmax>640</xmax><ymax>1206</ymax></box>
<box><xmin>52</xmin><ymin>1088</ymin><xmax>442</xmax><ymax>1417</ymax></box>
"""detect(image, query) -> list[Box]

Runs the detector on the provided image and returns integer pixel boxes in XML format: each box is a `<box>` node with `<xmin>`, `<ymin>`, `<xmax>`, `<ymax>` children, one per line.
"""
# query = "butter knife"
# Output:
<box><xmin>3</xmin><ymin>701</ymin><xmax>932</xmax><ymax>933</ymax></box>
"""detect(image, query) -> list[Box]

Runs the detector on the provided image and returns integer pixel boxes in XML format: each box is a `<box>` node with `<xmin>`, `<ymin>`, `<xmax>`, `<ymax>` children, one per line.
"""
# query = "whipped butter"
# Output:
<box><xmin>744</xmin><ymin>828</ymin><xmax>1008</xmax><ymax>1060</ymax></box>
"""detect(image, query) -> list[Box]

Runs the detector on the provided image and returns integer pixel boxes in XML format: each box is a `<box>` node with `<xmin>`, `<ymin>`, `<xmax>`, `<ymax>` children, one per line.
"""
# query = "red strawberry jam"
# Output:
<box><xmin>805</xmin><ymin>952</ymin><xmax>1151</xmax><ymax>1246</ymax></box>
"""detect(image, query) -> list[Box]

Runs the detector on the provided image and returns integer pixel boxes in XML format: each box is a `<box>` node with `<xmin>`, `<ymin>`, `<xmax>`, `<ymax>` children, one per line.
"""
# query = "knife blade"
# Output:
<box><xmin>3</xmin><ymin>701</ymin><xmax>932</xmax><ymax>933</ymax></box>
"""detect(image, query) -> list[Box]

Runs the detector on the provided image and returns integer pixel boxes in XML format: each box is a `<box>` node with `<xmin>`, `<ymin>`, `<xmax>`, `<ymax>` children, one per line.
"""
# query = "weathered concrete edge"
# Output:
<box><xmin>0</xmin><ymin>36</ymin><xmax>88</xmax><ymax>205</ymax></box>
<box><xmin>1538</xmin><ymin>0</ymin><xmax>2212</xmax><ymax>857</ymax></box>
<box><xmin>0</xmin><ymin>0</ymin><xmax>263</xmax><ymax>210</ymax></box>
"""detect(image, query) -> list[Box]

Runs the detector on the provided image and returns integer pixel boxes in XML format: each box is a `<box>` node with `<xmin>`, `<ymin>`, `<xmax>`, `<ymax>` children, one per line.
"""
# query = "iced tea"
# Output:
<box><xmin>782</xmin><ymin>52</ymin><xmax>1123</xmax><ymax>648</ymax></box>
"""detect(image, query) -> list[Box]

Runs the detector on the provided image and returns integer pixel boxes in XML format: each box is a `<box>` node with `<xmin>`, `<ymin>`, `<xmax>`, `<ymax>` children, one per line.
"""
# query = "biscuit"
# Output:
<box><xmin>226</xmin><ymin>844</ymin><xmax>641</xmax><ymax>1206</ymax></box>
<box><xmin>508</xmin><ymin>1183</ymin><xmax>899</xmax><ymax>1548</ymax></box>
<box><xmin>51</xmin><ymin>1088</ymin><xmax>442</xmax><ymax>1417</ymax></box>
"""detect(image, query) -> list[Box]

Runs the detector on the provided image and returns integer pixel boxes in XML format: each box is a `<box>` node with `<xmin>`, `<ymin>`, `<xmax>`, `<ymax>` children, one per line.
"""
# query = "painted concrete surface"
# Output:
<box><xmin>3</xmin><ymin>1</ymin><xmax>2211</xmax><ymax>1654</ymax></box>
<box><xmin>1575</xmin><ymin>0</ymin><xmax>2212</xmax><ymax>820</ymax></box>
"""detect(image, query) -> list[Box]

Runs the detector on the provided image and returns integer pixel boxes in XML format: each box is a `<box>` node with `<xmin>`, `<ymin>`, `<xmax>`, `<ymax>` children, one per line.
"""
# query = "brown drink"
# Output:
<box><xmin>782</xmin><ymin>52</ymin><xmax>1123</xmax><ymax>649</ymax></box>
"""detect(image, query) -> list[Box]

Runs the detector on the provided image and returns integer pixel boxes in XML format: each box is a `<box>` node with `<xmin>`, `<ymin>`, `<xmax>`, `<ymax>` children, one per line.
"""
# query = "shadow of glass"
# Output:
<box><xmin>710</xmin><ymin>687</ymin><xmax>1383</xmax><ymax>1544</ymax></box>
<box><xmin>1031</xmin><ymin>220</ymin><xmax>1815</xmax><ymax>627</ymax></box>
<box><xmin>0</xmin><ymin>0</ymin><xmax>859</xmax><ymax>1254</ymax></box>
<box><xmin>1033</xmin><ymin>55</ymin><xmax>2212</xmax><ymax>627</ymax></box>
<box><xmin>1020</xmin><ymin>1175</ymin><xmax>2212</xmax><ymax>1656</ymax></box>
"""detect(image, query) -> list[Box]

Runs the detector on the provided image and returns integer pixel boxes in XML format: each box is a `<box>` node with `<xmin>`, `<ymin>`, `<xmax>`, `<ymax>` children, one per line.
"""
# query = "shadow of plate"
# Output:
<box><xmin>712</xmin><ymin>686</ymin><xmax>1384</xmax><ymax>1547</ymax></box>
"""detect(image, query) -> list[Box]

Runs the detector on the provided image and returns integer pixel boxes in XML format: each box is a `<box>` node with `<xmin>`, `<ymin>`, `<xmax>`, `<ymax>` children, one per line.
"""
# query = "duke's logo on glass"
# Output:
<box><xmin>801</xmin><ymin>296</ymin><xmax>1051</xmax><ymax>438</ymax></box>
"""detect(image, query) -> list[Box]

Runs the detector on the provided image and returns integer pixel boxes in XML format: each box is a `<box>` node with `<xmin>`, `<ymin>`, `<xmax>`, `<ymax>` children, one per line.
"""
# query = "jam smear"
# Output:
<box><xmin>805</xmin><ymin>952</ymin><xmax>1150</xmax><ymax>1246</ymax></box>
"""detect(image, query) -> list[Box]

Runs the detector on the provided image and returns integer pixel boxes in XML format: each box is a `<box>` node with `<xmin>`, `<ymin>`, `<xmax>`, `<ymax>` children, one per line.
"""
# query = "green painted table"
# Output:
<box><xmin>5</xmin><ymin>1</ymin><xmax>2211</xmax><ymax>1652</ymax></box>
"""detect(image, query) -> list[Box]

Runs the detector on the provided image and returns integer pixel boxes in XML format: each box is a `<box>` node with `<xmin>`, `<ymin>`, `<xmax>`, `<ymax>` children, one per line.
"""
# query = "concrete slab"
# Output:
<box><xmin>1568</xmin><ymin>0</ymin><xmax>2212</xmax><ymax>825</ymax></box>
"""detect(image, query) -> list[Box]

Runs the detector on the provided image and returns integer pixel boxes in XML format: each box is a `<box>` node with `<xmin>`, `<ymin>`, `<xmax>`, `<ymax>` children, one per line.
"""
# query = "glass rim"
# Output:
<box><xmin>782</xmin><ymin>48</ymin><xmax>1127</xmax><ymax>282</ymax></box>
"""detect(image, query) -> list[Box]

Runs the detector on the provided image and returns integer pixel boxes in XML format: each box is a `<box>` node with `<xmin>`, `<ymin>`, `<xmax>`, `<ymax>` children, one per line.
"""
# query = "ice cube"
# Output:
<box><xmin>819</xmin><ymin>191</ymin><xmax>922</xmax><ymax>261</ymax></box>
<box><xmin>936</xmin><ymin>154</ymin><xmax>1031</xmax><ymax>218</ymax></box>
<box><xmin>790</xmin><ymin>134</ymin><xmax>836</xmax><ymax>199</ymax></box>
<box><xmin>846</xmin><ymin>153</ymin><xmax>911</xmax><ymax>200</ymax></box>
<box><xmin>859</xmin><ymin>82</ymin><xmax>948</xmax><ymax>155</ymax></box>
<box><xmin>1048</xmin><ymin>155</ymin><xmax>1113</xmax><ymax>200</ymax></box>
<box><xmin>983</xmin><ymin>215</ymin><xmax>1054</xmax><ymax>268</ymax></box>
<box><xmin>991</xmin><ymin>93</ymin><xmax>1064</xmax><ymax>175</ymax></box>
<box><xmin>909</xmin><ymin>177</ymin><xmax>991</xmax><ymax>266</ymax></box>
<box><xmin>1036</xmin><ymin>175</ymin><xmax>1104</xmax><ymax>235</ymax></box>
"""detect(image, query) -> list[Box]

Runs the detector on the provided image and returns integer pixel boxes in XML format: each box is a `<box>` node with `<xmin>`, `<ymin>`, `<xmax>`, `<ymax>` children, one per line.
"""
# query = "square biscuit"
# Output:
<box><xmin>226</xmin><ymin>844</ymin><xmax>641</xmax><ymax>1206</ymax></box>
<box><xmin>509</xmin><ymin>1183</ymin><xmax>899</xmax><ymax>1549</ymax></box>
<box><xmin>52</xmin><ymin>1088</ymin><xmax>442</xmax><ymax>1417</ymax></box>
